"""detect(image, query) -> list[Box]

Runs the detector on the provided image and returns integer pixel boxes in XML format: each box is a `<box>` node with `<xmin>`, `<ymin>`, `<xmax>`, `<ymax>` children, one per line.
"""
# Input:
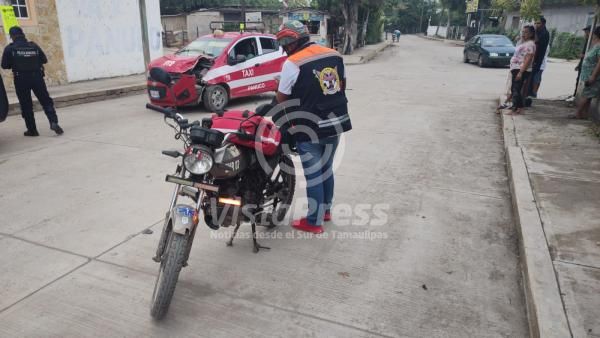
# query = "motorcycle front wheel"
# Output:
<box><xmin>150</xmin><ymin>231</ymin><xmax>189</xmax><ymax>320</ymax></box>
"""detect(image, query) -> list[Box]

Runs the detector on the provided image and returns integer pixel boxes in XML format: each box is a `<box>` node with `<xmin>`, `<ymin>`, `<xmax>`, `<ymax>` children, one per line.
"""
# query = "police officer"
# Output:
<box><xmin>275</xmin><ymin>21</ymin><xmax>352</xmax><ymax>234</ymax></box>
<box><xmin>1</xmin><ymin>26</ymin><xmax>63</xmax><ymax>136</ymax></box>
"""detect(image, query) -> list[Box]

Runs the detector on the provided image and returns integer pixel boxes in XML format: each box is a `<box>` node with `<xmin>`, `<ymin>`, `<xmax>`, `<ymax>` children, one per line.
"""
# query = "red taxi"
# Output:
<box><xmin>147</xmin><ymin>31</ymin><xmax>286</xmax><ymax>111</ymax></box>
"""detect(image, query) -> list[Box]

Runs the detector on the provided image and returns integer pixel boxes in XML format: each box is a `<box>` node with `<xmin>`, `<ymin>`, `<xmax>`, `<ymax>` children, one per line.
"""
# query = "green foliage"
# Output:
<box><xmin>366</xmin><ymin>6</ymin><xmax>384</xmax><ymax>44</ymax></box>
<box><xmin>549</xmin><ymin>32</ymin><xmax>586</xmax><ymax>60</ymax></box>
<box><xmin>491</xmin><ymin>0</ymin><xmax>518</xmax><ymax>11</ymax></box>
<box><xmin>505</xmin><ymin>29</ymin><xmax>520</xmax><ymax>42</ymax></box>
<box><xmin>480</xmin><ymin>26</ymin><xmax>503</xmax><ymax>34</ymax></box>
<box><xmin>160</xmin><ymin>0</ymin><xmax>289</xmax><ymax>15</ymax></box>
<box><xmin>519</xmin><ymin>0</ymin><xmax>541</xmax><ymax>21</ymax></box>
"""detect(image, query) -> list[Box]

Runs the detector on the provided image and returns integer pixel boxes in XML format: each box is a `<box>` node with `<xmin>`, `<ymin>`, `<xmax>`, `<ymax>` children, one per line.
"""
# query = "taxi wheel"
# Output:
<box><xmin>203</xmin><ymin>85</ymin><xmax>229</xmax><ymax>112</ymax></box>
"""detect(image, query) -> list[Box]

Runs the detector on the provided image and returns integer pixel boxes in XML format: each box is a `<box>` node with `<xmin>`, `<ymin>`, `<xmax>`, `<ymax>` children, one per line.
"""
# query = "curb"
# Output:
<box><xmin>345</xmin><ymin>42</ymin><xmax>392</xmax><ymax>65</ymax></box>
<box><xmin>500</xmin><ymin>109</ymin><xmax>572</xmax><ymax>338</ymax></box>
<box><xmin>417</xmin><ymin>34</ymin><xmax>465</xmax><ymax>47</ymax></box>
<box><xmin>7</xmin><ymin>83</ymin><xmax>146</xmax><ymax>117</ymax></box>
<box><xmin>362</xmin><ymin>42</ymin><xmax>392</xmax><ymax>64</ymax></box>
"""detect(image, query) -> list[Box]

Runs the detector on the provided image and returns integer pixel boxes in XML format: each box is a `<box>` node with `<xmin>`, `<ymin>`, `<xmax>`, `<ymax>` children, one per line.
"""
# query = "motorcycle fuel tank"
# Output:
<box><xmin>210</xmin><ymin>143</ymin><xmax>248</xmax><ymax>179</ymax></box>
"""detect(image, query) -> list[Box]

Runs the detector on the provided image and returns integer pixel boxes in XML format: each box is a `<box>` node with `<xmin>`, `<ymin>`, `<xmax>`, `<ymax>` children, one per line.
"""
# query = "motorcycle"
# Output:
<box><xmin>146</xmin><ymin>67</ymin><xmax>296</xmax><ymax>320</ymax></box>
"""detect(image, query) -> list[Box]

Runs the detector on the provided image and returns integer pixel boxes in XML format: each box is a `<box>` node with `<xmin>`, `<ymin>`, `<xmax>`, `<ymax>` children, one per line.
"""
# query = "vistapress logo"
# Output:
<box><xmin>252</xmin><ymin>99</ymin><xmax>346</xmax><ymax>188</ymax></box>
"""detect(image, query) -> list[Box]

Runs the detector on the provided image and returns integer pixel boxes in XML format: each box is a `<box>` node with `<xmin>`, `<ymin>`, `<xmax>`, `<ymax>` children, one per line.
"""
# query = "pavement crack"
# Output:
<box><xmin>0</xmin><ymin>232</ymin><xmax>90</xmax><ymax>260</ymax></box>
<box><xmin>555</xmin><ymin>259</ymin><xmax>600</xmax><ymax>271</ymax></box>
<box><xmin>0</xmin><ymin>259</ymin><xmax>91</xmax><ymax>315</ymax></box>
<box><xmin>90</xmin><ymin>259</ymin><xmax>396</xmax><ymax>338</ymax></box>
<box><xmin>93</xmin><ymin>218</ymin><xmax>163</xmax><ymax>259</ymax></box>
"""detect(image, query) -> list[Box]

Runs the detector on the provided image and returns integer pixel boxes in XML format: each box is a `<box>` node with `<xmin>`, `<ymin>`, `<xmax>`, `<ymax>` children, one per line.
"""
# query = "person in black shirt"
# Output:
<box><xmin>528</xmin><ymin>16</ymin><xmax>550</xmax><ymax>100</ymax></box>
<box><xmin>1</xmin><ymin>26</ymin><xmax>63</xmax><ymax>136</ymax></box>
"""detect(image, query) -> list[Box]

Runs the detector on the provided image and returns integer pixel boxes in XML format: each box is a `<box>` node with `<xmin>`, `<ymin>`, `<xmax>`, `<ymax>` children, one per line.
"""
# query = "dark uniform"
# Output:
<box><xmin>1</xmin><ymin>27</ymin><xmax>62</xmax><ymax>136</ymax></box>
<box><xmin>285</xmin><ymin>43</ymin><xmax>352</xmax><ymax>142</ymax></box>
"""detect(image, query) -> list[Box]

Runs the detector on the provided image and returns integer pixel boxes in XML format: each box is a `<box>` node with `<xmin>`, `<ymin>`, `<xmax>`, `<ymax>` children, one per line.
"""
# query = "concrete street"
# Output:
<box><xmin>0</xmin><ymin>36</ymin><xmax>575</xmax><ymax>337</ymax></box>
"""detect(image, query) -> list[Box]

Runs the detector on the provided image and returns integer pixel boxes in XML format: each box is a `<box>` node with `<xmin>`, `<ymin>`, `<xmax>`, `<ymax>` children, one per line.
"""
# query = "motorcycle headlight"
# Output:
<box><xmin>184</xmin><ymin>146</ymin><xmax>214</xmax><ymax>175</ymax></box>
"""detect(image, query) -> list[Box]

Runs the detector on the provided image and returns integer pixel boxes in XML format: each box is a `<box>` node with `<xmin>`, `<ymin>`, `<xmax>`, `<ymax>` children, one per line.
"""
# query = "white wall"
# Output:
<box><xmin>56</xmin><ymin>0</ymin><xmax>163</xmax><ymax>82</ymax></box>
<box><xmin>187</xmin><ymin>11</ymin><xmax>223</xmax><ymax>40</ymax></box>
<box><xmin>504</xmin><ymin>6</ymin><xmax>595</xmax><ymax>36</ymax></box>
<box><xmin>427</xmin><ymin>26</ymin><xmax>448</xmax><ymax>38</ymax></box>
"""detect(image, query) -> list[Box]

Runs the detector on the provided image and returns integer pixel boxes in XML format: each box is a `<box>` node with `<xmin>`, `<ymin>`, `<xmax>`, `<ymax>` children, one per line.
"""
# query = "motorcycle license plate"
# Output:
<box><xmin>149</xmin><ymin>90</ymin><xmax>160</xmax><ymax>99</ymax></box>
<box><xmin>165</xmin><ymin>175</ymin><xmax>219</xmax><ymax>192</ymax></box>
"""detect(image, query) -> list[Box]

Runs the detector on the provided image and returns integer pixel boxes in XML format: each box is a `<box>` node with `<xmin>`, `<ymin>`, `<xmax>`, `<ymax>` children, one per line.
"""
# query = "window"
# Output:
<box><xmin>300</xmin><ymin>20</ymin><xmax>320</xmax><ymax>35</ymax></box>
<box><xmin>259</xmin><ymin>38</ymin><xmax>278</xmax><ymax>54</ymax></box>
<box><xmin>11</xmin><ymin>0</ymin><xmax>28</xmax><ymax>19</ymax></box>
<box><xmin>229</xmin><ymin>38</ymin><xmax>258</xmax><ymax>62</ymax></box>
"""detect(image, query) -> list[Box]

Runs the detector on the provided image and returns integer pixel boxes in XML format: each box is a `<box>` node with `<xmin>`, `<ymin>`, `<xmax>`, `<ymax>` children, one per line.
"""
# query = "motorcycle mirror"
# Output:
<box><xmin>149</xmin><ymin>67</ymin><xmax>172</xmax><ymax>87</ymax></box>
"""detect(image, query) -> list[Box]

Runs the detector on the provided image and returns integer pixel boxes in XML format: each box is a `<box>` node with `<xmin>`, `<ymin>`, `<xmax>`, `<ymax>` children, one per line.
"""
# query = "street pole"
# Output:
<box><xmin>241</xmin><ymin>0</ymin><xmax>246</xmax><ymax>24</ymax></box>
<box><xmin>138</xmin><ymin>0</ymin><xmax>150</xmax><ymax>68</ymax></box>
<box><xmin>419</xmin><ymin>0</ymin><xmax>425</xmax><ymax>34</ymax></box>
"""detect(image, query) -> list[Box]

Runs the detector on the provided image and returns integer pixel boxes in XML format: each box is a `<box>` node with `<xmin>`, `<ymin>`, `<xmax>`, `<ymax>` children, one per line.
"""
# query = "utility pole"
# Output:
<box><xmin>418</xmin><ymin>0</ymin><xmax>425</xmax><ymax>33</ymax></box>
<box><xmin>241</xmin><ymin>0</ymin><xmax>246</xmax><ymax>23</ymax></box>
<box><xmin>138</xmin><ymin>0</ymin><xmax>150</xmax><ymax>67</ymax></box>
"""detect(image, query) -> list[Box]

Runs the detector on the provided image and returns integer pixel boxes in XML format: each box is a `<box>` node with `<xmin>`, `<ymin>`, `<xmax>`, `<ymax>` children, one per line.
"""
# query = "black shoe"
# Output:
<box><xmin>24</xmin><ymin>130</ymin><xmax>39</xmax><ymax>137</ymax></box>
<box><xmin>50</xmin><ymin>123</ymin><xmax>64</xmax><ymax>135</ymax></box>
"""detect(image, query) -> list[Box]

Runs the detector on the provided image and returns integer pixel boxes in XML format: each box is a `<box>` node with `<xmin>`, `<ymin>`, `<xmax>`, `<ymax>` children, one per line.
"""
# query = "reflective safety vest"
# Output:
<box><xmin>287</xmin><ymin>43</ymin><xmax>352</xmax><ymax>142</ymax></box>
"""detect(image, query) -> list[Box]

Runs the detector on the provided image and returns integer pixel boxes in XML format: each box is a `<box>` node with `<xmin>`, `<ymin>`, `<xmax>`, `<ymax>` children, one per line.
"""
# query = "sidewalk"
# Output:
<box><xmin>417</xmin><ymin>34</ymin><xmax>465</xmax><ymax>47</ymax></box>
<box><xmin>500</xmin><ymin>100</ymin><xmax>600</xmax><ymax>337</ymax></box>
<box><xmin>5</xmin><ymin>74</ymin><xmax>146</xmax><ymax>117</ymax></box>
<box><xmin>342</xmin><ymin>40</ymin><xmax>392</xmax><ymax>65</ymax></box>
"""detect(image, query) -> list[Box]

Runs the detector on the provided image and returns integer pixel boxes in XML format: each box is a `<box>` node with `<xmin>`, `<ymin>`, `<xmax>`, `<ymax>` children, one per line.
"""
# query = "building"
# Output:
<box><xmin>160</xmin><ymin>7</ymin><xmax>283</xmax><ymax>45</ymax></box>
<box><xmin>280</xmin><ymin>8</ymin><xmax>330</xmax><ymax>46</ymax></box>
<box><xmin>0</xmin><ymin>0</ymin><xmax>162</xmax><ymax>88</ymax></box>
<box><xmin>503</xmin><ymin>3</ymin><xmax>595</xmax><ymax>36</ymax></box>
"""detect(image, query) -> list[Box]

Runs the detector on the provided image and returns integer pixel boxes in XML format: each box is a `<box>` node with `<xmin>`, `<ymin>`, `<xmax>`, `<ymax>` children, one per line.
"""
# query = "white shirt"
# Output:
<box><xmin>277</xmin><ymin>60</ymin><xmax>300</xmax><ymax>95</ymax></box>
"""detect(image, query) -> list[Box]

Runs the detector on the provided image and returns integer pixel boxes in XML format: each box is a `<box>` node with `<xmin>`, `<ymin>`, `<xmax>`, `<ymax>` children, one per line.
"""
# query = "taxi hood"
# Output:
<box><xmin>148</xmin><ymin>53</ymin><xmax>213</xmax><ymax>74</ymax></box>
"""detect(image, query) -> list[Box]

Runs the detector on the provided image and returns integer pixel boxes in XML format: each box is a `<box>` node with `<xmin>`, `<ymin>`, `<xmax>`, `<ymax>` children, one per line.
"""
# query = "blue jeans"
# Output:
<box><xmin>297</xmin><ymin>136</ymin><xmax>340</xmax><ymax>226</ymax></box>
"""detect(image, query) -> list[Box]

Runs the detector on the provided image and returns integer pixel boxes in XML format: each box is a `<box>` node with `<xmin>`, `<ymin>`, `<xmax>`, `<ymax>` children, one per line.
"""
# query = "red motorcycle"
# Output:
<box><xmin>146</xmin><ymin>67</ymin><xmax>295</xmax><ymax>320</ymax></box>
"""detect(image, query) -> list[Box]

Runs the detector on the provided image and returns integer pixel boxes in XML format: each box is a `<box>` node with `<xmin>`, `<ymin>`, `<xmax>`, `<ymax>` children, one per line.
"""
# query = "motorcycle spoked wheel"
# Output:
<box><xmin>262</xmin><ymin>154</ymin><xmax>296</xmax><ymax>228</ymax></box>
<box><xmin>150</xmin><ymin>229</ymin><xmax>189</xmax><ymax>320</ymax></box>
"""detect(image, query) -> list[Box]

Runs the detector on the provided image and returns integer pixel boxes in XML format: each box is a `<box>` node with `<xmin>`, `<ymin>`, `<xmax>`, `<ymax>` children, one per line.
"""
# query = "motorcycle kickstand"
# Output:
<box><xmin>251</xmin><ymin>222</ymin><xmax>270</xmax><ymax>253</ymax></box>
<box><xmin>226</xmin><ymin>222</ymin><xmax>242</xmax><ymax>247</ymax></box>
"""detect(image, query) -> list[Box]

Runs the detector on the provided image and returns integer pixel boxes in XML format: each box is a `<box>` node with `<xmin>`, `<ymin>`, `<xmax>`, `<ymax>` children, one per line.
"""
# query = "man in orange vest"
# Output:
<box><xmin>275</xmin><ymin>21</ymin><xmax>352</xmax><ymax>234</ymax></box>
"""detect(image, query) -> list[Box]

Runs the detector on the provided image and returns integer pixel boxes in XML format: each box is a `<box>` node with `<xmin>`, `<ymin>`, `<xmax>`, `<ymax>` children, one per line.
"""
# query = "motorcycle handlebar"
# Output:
<box><xmin>146</xmin><ymin>103</ymin><xmax>175</xmax><ymax>118</ymax></box>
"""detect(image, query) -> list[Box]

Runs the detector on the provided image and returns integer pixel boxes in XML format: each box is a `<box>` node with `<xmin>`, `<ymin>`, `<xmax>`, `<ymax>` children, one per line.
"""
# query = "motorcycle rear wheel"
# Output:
<box><xmin>265</xmin><ymin>154</ymin><xmax>296</xmax><ymax>228</ymax></box>
<box><xmin>150</xmin><ymin>231</ymin><xmax>188</xmax><ymax>320</ymax></box>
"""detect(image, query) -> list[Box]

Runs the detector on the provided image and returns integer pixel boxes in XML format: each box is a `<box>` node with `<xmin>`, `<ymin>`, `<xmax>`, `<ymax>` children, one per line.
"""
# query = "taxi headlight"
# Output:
<box><xmin>184</xmin><ymin>146</ymin><xmax>214</xmax><ymax>175</ymax></box>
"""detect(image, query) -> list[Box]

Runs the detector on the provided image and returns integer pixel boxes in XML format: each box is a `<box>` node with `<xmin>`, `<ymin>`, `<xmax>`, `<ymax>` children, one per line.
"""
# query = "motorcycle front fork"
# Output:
<box><xmin>153</xmin><ymin>165</ymin><xmax>203</xmax><ymax>265</ymax></box>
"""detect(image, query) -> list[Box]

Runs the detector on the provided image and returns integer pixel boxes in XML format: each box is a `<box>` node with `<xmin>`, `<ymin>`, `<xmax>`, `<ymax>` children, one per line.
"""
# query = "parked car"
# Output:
<box><xmin>463</xmin><ymin>34</ymin><xmax>515</xmax><ymax>68</ymax></box>
<box><xmin>147</xmin><ymin>31</ymin><xmax>286</xmax><ymax>111</ymax></box>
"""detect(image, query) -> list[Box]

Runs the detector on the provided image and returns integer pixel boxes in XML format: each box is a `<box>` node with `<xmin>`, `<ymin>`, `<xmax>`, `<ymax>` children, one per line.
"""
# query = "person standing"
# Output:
<box><xmin>573</xmin><ymin>25</ymin><xmax>592</xmax><ymax>98</ymax></box>
<box><xmin>571</xmin><ymin>26</ymin><xmax>600</xmax><ymax>119</ymax></box>
<box><xmin>394</xmin><ymin>29</ymin><xmax>401</xmax><ymax>42</ymax></box>
<box><xmin>275</xmin><ymin>20</ymin><xmax>352</xmax><ymax>234</ymax></box>
<box><xmin>1</xmin><ymin>26</ymin><xmax>63</xmax><ymax>136</ymax></box>
<box><xmin>507</xmin><ymin>26</ymin><xmax>536</xmax><ymax>115</ymax></box>
<box><xmin>528</xmin><ymin>16</ymin><xmax>550</xmax><ymax>100</ymax></box>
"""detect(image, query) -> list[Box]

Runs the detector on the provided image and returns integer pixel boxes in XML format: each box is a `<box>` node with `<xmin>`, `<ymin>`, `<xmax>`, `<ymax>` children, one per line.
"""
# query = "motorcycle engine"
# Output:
<box><xmin>203</xmin><ymin>167</ymin><xmax>269</xmax><ymax>229</ymax></box>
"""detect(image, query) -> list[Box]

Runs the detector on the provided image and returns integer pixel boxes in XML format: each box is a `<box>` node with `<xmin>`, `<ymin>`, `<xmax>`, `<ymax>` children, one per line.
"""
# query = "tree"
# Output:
<box><xmin>519</xmin><ymin>0</ymin><xmax>541</xmax><ymax>21</ymax></box>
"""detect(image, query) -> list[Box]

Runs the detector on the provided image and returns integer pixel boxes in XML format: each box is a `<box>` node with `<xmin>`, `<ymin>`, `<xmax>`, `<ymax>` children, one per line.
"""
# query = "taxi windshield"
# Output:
<box><xmin>176</xmin><ymin>37</ymin><xmax>233</xmax><ymax>57</ymax></box>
